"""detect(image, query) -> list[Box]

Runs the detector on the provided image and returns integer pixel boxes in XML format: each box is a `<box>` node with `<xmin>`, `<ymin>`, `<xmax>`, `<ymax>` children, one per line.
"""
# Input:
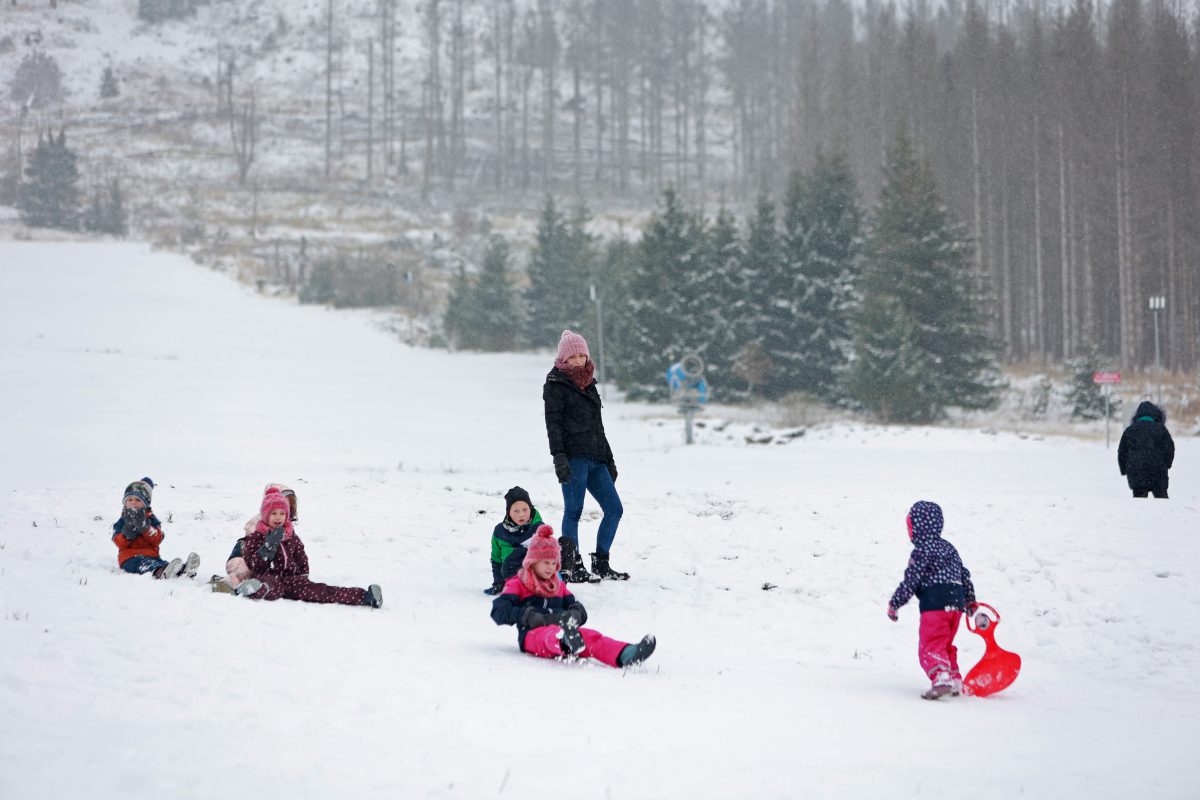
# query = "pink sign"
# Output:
<box><xmin>1092</xmin><ymin>372</ymin><xmax>1121</xmax><ymax>384</ymax></box>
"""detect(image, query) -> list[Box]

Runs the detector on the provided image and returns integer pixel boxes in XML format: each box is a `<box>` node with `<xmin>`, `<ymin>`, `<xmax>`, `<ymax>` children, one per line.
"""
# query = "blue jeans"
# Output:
<box><xmin>560</xmin><ymin>456</ymin><xmax>623</xmax><ymax>554</ymax></box>
<box><xmin>121</xmin><ymin>555</ymin><xmax>168</xmax><ymax>574</ymax></box>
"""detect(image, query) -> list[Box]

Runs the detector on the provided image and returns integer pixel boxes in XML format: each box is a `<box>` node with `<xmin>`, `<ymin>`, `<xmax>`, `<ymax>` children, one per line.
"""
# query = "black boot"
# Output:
<box><xmin>560</xmin><ymin>538</ymin><xmax>600</xmax><ymax>584</ymax></box>
<box><xmin>590</xmin><ymin>551</ymin><xmax>630</xmax><ymax>581</ymax></box>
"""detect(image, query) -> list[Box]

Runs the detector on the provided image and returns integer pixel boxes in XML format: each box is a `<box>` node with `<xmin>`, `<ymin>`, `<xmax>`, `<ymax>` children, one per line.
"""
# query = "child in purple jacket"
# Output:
<box><xmin>887</xmin><ymin>500</ymin><xmax>977</xmax><ymax>700</ymax></box>
<box><xmin>490</xmin><ymin>525</ymin><xmax>655</xmax><ymax>668</ymax></box>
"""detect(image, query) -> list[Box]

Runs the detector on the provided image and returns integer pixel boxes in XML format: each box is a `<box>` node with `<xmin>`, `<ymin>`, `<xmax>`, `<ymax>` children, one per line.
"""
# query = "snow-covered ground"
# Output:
<box><xmin>1</xmin><ymin>241</ymin><xmax>1198</xmax><ymax>799</ymax></box>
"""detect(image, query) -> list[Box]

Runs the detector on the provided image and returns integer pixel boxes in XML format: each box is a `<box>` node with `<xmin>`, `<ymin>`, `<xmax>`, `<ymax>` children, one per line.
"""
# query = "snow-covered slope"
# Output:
<box><xmin>1</xmin><ymin>242</ymin><xmax>1198</xmax><ymax>799</ymax></box>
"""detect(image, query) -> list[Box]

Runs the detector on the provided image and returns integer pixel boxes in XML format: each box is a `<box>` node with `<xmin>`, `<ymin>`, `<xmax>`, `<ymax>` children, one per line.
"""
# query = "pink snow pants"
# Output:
<box><xmin>918</xmin><ymin>610</ymin><xmax>963</xmax><ymax>683</ymax></box>
<box><xmin>523</xmin><ymin>626</ymin><xmax>628</xmax><ymax>667</ymax></box>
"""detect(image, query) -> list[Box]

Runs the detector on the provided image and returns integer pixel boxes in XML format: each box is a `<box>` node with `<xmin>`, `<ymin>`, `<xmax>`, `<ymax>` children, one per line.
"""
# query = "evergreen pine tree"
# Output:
<box><xmin>780</xmin><ymin>151</ymin><xmax>864</xmax><ymax>403</ymax></box>
<box><xmin>734</xmin><ymin>193</ymin><xmax>783</xmax><ymax>397</ymax></box>
<box><xmin>103</xmin><ymin>179</ymin><xmax>129</xmax><ymax>237</ymax></box>
<box><xmin>17</xmin><ymin>128</ymin><xmax>80</xmax><ymax>230</ymax></box>
<box><xmin>849</xmin><ymin>125</ymin><xmax>1000</xmax><ymax>422</ymax></box>
<box><xmin>471</xmin><ymin>237</ymin><xmax>518</xmax><ymax>351</ymax></box>
<box><xmin>99</xmin><ymin>66</ymin><xmax>120</xmax><ymax>99</ymax></box>
<box><xmin>524</xmin><ymin>197</ymin><xmax>593</xmax><ymax>349</ymax></box>
<box><xmin>687</xmin><ymin>206</ymin><xmax>743</xmax><ymax>397</ymax></box>
<box><xmin>443</xmin><ymin>263</ymin><xmax>479</xmax><ymax>349</ymax></box>
<box><xmin>618</xmin><ymin>187</ymin><xmax>699</xmax><ymax>400</ymax></box>
<box><xmin>1064</xmin><ymin>349</ymin><xmax>1122</xmax><ymax>420</ymax></box>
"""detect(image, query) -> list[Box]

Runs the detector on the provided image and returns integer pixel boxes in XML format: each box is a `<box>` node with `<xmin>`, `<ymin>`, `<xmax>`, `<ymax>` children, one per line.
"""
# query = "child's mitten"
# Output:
<box><xmin>520</xmin><ymin>607</ymin><xmax>552</xmax><ymax>628</ymax></box>
<box><xmin>257</xmin><ymin>527</ymin><xmax>285</xmax><ymax>560</ymax></box>
<box><xmin>886</xmin><ymin>604</ymin><xmax>899</xmax><ymax>621</ymax></box>
<box><xmin>121</xmin><ymin>507</ymin><xmax>147</xmax><ymax>539</ymax></box>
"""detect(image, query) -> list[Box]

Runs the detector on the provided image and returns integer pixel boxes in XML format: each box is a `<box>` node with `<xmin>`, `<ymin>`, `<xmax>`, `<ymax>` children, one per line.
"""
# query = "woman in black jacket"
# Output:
<box><xmin>1117</xmin><ymin>400</ymin><xmax>1175</xmax><ymax>498</ymax></box>
<box><xmin>543</xmin><ymin>329</ymin><xmax>628</xmax><ymax>582</ymax></box>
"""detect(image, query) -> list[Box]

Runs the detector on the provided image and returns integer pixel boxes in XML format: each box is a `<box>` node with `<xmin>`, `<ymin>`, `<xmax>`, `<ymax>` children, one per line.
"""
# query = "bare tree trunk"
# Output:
<box><xmin>572</xmin><ymin>49</ymin><xmax>582</xmax><ymax>199</ymax></box>
<box><xmin>325</xmin><ymin>0</ymin><xmax>334</xmax><ymax>179</ymax></box>
<box><xmin>539</xmin><ymin>0</ymin><xmax>557</xmax><ymax>193</ymax></box>
<box><xmin>694</xmin><ymin>3</ymin><xmax>707</xmax><ymax>208</ymax></box>
<box><xmin>593</xmin><ymin>0</ymin><xmax>604</xmax><ymax>186</ymax></box>
<box><xmin>423</xmin><ymin>0</ymin><xmax>444</xmax><ymax>193</ymax></box>
<box><xmin>971</xmin><ymin>89</ymin><xmax>984</xmax><ymax>275</ymax></box>
<box><xmin>1032</xmin><ymin>110</ymin><xmax>1045</xmax><ymax>359</ymax></box>
<box><xmin>1116</xmin><ymin>109</ymin><xmax>1137</xmax><ymax>368</ymax></box>
<box><xmin>1057</xmin><ymin>121</ymin><xmax>1071</xmax><ymax>360</ymax></box>
<box><xmin>230</xmin><ymin>87</ymin><xmax>257</xmax><ymax>187</ymax></box>
<box><xmin>450</xmin><ymin>0</ymin><xmax>466</xmax><ymax>183</ymax></box>
<box><xmin>493</xmin><ymin>0</ymin><xmax>504</xmax><ymax>188</ymax></box>
<box><xmin>367</xmin><ymin>39</ymin><xmax>374</xmax><ymax>183</ymax></box>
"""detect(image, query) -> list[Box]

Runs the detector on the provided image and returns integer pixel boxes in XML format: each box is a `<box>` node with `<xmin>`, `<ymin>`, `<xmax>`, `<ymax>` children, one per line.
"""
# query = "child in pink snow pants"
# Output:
<box><xmin>886</xmin><ymin>501</ymin><xmax>977</xmax><ymax>700</ymax></box>
<box><xmin>490</xmin><ymin>525</ymin><xmax>655</xmax><ymax>668</ymax></box>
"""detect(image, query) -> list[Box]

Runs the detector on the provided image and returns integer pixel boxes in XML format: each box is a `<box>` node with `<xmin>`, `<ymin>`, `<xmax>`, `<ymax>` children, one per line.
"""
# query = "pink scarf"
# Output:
<box><xmin>518</xmin><ymin>565</ymin><xmax>562</xmax><ymax>599</ymax></box>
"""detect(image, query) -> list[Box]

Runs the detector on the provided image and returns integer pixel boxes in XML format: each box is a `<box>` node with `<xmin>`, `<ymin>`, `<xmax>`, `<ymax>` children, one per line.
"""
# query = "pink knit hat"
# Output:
<box><xmin>259</xmin><ymin>487</ymin><xmax>294</xmax><ymax>535</ymax></box>
<box><xmin>556</xmin><ymin>329</ymin><xmax>589</xmax><ymax>364</ymax></box>
<box><xmin>522</xmin><ymin>524</ymin><xmax>561</xmax><ymax>568</ymax></box>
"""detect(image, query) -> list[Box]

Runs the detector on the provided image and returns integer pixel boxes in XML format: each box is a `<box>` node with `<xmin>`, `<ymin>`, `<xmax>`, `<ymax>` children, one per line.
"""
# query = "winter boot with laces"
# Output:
<box><xmin>154</xmin><ymin>558</ymin><xmax>183</xmax><ymax>580</ymax></box>
<box><xmin>590</xmin><ymin>551</ymin><xmax>630</xmax><ymax>581</ymax></box>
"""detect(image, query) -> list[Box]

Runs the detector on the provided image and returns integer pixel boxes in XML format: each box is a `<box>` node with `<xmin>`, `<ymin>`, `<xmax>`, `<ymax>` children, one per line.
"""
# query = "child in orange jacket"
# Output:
<box><xmin>111</xmin><ymin>477</ymin><xmax>199</xmax><ymax>579</ymax></box>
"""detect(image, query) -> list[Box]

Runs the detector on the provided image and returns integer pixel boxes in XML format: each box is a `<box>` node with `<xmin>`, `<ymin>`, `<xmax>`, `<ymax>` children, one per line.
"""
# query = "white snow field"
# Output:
<box><xmin>1</xmin><ymin>241</ymin><xmax>1197</xmax><ymax>799</ymax></box>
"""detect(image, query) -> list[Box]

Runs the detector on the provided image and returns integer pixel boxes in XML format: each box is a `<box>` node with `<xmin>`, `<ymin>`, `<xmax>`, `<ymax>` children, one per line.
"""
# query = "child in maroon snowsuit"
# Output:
<box><xmin>490</xmin><ymin>525</ymin><xmax>655</xmax><ymax>668</ymax></box>
<box><xmin>242</xmin><ymin>488</ymin><xmax>383</xmax><ymax>608</ymax></box>
<box><xmin>887</xmin><ymin>500</ymin><xmax>977</xmax><ymax>699</ymax></box>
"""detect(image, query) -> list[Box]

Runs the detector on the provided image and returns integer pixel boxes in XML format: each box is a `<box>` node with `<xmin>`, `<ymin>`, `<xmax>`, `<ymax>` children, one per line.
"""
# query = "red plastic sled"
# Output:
<box><xmin>962</xmin><ymin>603</ymin><xmax>1021</xmax><ymax>697</ymax></box>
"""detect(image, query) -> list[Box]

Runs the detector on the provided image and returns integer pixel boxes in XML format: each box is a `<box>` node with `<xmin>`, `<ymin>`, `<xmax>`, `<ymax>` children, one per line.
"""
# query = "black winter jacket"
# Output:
<box><xmin>543</xmin><ymin>367</ymin><xmax>615</xmax><ymax>466</ymax></box>
<box><xmin>1118</xmin><ymin>401</ymin><xmax>1175</xmax><ymax>484</ymax></box>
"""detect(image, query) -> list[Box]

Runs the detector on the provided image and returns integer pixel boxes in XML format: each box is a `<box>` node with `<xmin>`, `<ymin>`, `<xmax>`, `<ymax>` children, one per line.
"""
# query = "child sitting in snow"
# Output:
<box><xmin>211</xmin><ymin>483</ymin><xmax>297</xmax><ymax>594</ymax></box>
<box><xmin>484</xmin><ymin>486</ymin><xmax>545</xmax><ymax>595</ymax></box>
<box><xmin>111</xmin><ymin>477</ymin><xmax>199</xmax><ymax>580</ymax></box>
<box><xmin>239</xmin><ymin>487</ymin><xmax>382</xmax><ymax>608</ymax></box>
<box><xmin>886</xmin><ymin>500</ymin><xmax>977</xmax><ymax>700</ymax></box>
<box><xmin>490</xmin><ymin>524</ymin><xmax>655</xmax><ymax>668</ymax></box>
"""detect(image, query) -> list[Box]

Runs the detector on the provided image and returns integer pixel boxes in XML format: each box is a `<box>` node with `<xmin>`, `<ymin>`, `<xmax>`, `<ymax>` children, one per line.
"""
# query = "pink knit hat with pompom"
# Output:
<box><xmin>259</xmin><ymin>487</ymin><xmax>294</xmax><ymax>535</ymax></box>
<box><xmin>522</xmin><ymin>524</ymin><xmax>561</xmax><ymax>569</ymax></box>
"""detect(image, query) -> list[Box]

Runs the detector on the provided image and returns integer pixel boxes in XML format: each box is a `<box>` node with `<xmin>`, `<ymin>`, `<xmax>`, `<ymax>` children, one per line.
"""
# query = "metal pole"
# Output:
<box><xmin>593</xmin><ymin>286</ymin><xmax>606</xmax><ymax>400</ymax></box>
<box><xmin>1105</xmin><ymin>386</ymin><xmax>1110</xmax><ymax>450</ymax></box>
<box><xmin>1153</xmin><ymin>307</ymin><xmax>1161</xmax><ymax>405</ymax></box>
<box><xmin>684</xmin><ymin>407</ymin><xmax>695</xmax><ymax>445</ymax></box>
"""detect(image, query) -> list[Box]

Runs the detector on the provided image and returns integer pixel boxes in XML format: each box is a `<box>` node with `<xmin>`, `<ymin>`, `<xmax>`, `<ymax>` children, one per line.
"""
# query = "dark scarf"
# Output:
<box><xmin>558</xmin><ymin>359</ymin><xmax>595</xmax><ymax>391</ymax></box>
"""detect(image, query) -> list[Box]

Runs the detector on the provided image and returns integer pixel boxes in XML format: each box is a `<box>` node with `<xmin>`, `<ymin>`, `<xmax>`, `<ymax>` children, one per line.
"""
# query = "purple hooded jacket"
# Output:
<box><xmin>889</xmin><ymin>501</ymin><xmax>976</xmax><ymax>613</ymax></box>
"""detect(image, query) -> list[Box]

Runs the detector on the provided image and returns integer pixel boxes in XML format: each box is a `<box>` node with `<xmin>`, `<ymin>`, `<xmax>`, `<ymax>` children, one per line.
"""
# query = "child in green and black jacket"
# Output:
<box><xmin>485</xmin><ymin>486</ymin><xmax>544</xmax><ymax>595</ymax></box>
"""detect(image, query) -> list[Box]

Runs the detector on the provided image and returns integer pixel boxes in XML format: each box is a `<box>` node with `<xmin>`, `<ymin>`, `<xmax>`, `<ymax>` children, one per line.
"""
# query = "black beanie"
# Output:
<box><xmin>504</xmin><ymin>486</ymin><xmax>532</xmax><ymax>517</ymax></box>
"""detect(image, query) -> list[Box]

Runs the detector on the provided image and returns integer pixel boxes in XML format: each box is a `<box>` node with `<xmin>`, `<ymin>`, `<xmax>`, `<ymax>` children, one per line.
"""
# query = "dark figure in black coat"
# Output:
<box><xmin>543</xmin><ymin>330</ymin><xmax>627</xmax><ymax>582</ymax></box>
<box><xmin>1117</xmin><ymin>401</ymin><xmax>1175</xmax><ymax>498</ymax></box>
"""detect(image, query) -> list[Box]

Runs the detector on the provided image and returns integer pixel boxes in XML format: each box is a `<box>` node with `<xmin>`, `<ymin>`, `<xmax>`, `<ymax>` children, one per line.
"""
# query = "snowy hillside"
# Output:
<box><xmin>1</xmin><ymin>241</ymin><xmax>1199</xmax><ymax>799</ymax></box>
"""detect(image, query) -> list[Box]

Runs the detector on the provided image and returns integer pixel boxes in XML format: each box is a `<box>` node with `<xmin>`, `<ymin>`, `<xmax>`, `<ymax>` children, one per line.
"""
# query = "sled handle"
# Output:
<box><xmin>966</xmin><ymin>602</ymin><xmax>1000</xmax><ymax>632</ymax></box>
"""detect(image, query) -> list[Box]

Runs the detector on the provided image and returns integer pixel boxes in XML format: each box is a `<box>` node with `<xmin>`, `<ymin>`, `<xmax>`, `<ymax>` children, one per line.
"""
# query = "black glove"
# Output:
<box><xmin>606</xmin><ymin>461</ymin><xmax>618</xmax><ymax>483</ymax></box>
<box><xmin>553</xmin><ymin>454</ymin><xmax>571</xmax><ymax>484</ymax></box>
<box><xmin>257</xmin><ymin>527</ymin><xmax>285</xmax><ymax>561</ymax></box>
<box><xmin>121</xmin><ymin>507</ymin><xmax>147</xmax><ymax>539</ymax></box>
<box><xmin>520</xmin><ymin>607</ymin><xmax>552</xmax><ymax>629</ymax></box>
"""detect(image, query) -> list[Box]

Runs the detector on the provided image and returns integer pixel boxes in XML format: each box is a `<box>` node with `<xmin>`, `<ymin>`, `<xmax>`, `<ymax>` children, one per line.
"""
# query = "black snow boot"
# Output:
<box><xmin>559</xmin><ymin>620</ymin><xmax>586</xmax><ymax>657</ymax></box>
<box><xmin>560</xmin><ymin>537</ymin><xmax>600</xmax><ymax>584</ymax></box>
<box><xmin>590</xmin><ymin>551</ymin><xmax>630</xmax><ymax>581</ymax></box>
<box><xmin>617</xmin><ymin>635</ymin><xmax>656</xmax><ymax>667</ymax></box>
